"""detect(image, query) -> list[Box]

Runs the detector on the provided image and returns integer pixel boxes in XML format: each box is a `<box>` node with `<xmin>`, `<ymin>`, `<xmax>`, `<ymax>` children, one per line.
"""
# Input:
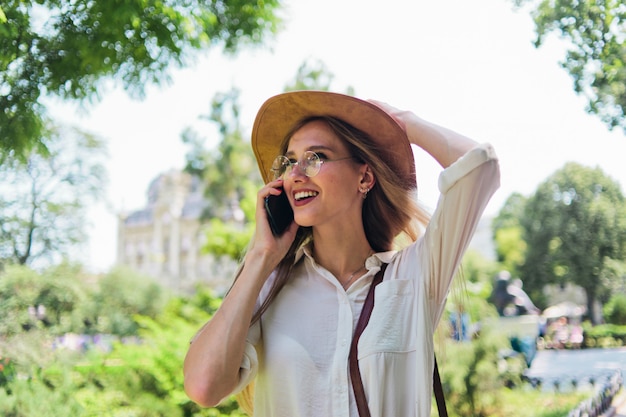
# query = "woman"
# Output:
<box><xmin>184</xmin><ymin>91</ymin><xmax>500</xmax><ymax>416</ymax></box>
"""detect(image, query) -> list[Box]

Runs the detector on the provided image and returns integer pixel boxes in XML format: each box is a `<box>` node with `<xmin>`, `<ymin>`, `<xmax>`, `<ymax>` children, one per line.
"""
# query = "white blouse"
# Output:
<box><xmin>230</xmin><ymin>143</ymin><xmax>500</xmax><ymax>417</ymax></box>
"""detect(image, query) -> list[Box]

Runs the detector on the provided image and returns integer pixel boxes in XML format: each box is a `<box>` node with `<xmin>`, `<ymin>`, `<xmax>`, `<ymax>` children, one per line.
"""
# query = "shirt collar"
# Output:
<box><xmin>297</xmin><ymin>241</ymin><xmax>397</xmax><ymax>271</ymax></box>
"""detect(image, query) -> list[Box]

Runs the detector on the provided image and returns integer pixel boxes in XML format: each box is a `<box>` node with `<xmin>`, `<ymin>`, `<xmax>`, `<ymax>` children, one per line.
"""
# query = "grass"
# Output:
<box><xmin>496</xmin><ymin>388</ymin><xmax>592</xmax><ymax>417</ymax></box>
<box><xmin>432</xmin><ymin>387</ymin><xmax>593</xmax><ymax>417</ymax></box>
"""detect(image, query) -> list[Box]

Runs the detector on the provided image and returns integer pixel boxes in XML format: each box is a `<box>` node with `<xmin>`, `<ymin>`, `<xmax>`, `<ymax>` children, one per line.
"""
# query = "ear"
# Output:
<box><xmin>359</xmin><ymin>165</ymin><xmax>376</xmax><ymax>191</ymax></box>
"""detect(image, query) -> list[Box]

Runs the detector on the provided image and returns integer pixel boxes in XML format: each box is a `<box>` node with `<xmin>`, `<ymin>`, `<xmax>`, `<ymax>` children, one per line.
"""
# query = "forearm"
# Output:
<box><xmin>183</xmin><ymin>251</ymin><xmax>275</xmax><ymax>407</ymax></box>
<box><xmin>368</xmin><ymin>100</ymin><xmax>479</xmax><ymax>169</ymax></box>
<box><xmin>402</xmin><ymin>111</ymin><xmax>478</xmax><ymax>168</ymax></box>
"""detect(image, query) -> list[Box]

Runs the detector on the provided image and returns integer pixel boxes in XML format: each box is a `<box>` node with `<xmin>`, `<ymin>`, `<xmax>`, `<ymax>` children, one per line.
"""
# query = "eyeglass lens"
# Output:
<box><xmin>271</xmin><ymin>151</ymin><xmax>322</xmax><ymax>179</ymax></box>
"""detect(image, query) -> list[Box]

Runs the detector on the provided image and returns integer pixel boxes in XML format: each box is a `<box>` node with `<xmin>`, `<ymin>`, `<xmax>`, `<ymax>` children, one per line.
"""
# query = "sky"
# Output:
<box><xmin>50</xmin><ymin>0</ymin><xmax>626</xmax><ymax>273</ymax></box>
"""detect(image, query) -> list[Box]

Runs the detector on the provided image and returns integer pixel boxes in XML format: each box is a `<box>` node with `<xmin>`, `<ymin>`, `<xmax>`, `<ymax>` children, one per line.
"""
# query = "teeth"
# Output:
<box><xmin>294</xmin><ymin>191</ymin><xmax>318</xmax><ymax>201</ymax></box>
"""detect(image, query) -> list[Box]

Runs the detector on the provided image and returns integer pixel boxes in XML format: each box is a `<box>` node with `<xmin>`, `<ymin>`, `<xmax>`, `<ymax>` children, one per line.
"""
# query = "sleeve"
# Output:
<box><xmin>422</xmin><ymin>143</ymin><xmax>500</xmax><ymax>326</ymax></box>
<box><xmin>228</xmin><ymin>322</ymin><xmax>261</xmax><ymax>396</ymax></box>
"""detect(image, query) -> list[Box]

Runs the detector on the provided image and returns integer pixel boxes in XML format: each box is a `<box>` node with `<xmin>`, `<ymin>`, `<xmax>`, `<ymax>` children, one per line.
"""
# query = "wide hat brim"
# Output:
<box><xmin>251</xmin><ymin>91</ymin><xmax>416</xmax><ymax>189</ymax></box>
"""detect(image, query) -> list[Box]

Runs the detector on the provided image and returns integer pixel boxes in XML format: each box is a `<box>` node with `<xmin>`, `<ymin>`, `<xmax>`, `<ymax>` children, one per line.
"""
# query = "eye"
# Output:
<box><xmin>314</xmin><ymin>152</ymin><xmax>329</xmax><ymax>161</ymax></box>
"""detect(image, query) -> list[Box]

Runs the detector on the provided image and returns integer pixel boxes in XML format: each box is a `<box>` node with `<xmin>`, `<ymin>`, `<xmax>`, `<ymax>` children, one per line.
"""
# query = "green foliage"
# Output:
<box><xmin>460</xmin><ymin>250</ymin><xmax>500</xmax><ymax>288</ymax></box>
<box><xmin>479</xmin><ymin>388</ymin><xmax>591</xmax><ymax>417</ymax></box>
<box><xmin>0</xmin><ymin>263</ymin><xmax>166</xmax><ymax>337</ymax></box>
<box><xmin>494</xmin><ymin>227</ymin><xmax>527</xmax><ymax>276</ymax></box>
<box><xmin>0</xmin><ymin>326</ymin><xmax>93</xmax><ymax>416</ymax></box>
<box><xmin>598</xmin><ymin>257</ymin><xmax>626</xmax><ymax>303</ymax></box>
<box><xmin>492</xmin><ymin>193</ymin><xmax>528</xmax><ymax>276</ymax></box>
<box><xmin>201</xmin><ymin>218</ymin><xmax>254</xmax><ymax>260</ymax></box>
<box><xmin>604</xmin><ymin>293</ymin><xmax>626</xmax><ymax>325</ymax></box>
<box><xmin>438</xmin><ymin>327</ymin><xmax>510</xmax><ymax>417</ymax></box>
<box><xmin>0</xmin><ymin>126</ymin><xmax>107</xmax><ymax>267</ymax></box>
<box><xmin>195</xmin><ymin>89</ymin><xmax>262</xmax><ymax>219</ymax></box>
<box><xmin>283</xmin><ymin>58</ymin><xmax>357</xmax><ymax>95</ymax></box>
<box><xmin>0</xmin><ymin>263</ymin><xmax>90</xmax><ymax>336</ymax></box>
<box><xmin>513</xmin><ymin>0</ymin><xmax>626</xmax><ymax>133</ymax></box>
<box><xmin>436</xmin><ymin>321</ymin><xmax>589</xmax><ymax>417</ymax></box>
<box><xmin>0</xmin><ymin>367</ymin><xmax>87</xmax><ymax>417</ymax></box>
<box><xmin>0</xmin><ymin>0</ymin><xmax>282</xmax><ymax>158</ymax></box>
<box><xmin>183</xmin><ymin>88</ymin><xmax>262</xmax><ymax>261</ymax></box>
<box><xmin>284</xmin><ymin>59</ymin><xmax>336</xmax><ymax>92</ymax></box>
<box><xmin>66</xmin><ymin>295</ymin><xmax>247</xmax><ymax>416</ymax></box>
<box><xmin>519</xmin><ymin>162</ymin><xmax>626</xmax><ymax>323</ymax></box>
<box><xmin>88</xmin><ymin>266</ymin><xmax>168</xmax><ymax>336</ymax></box>
<box><xmin>446</xmin><ymin>250</ymin><xmax>500</xmax><ymax>324</ymax></box>
<box><xmin>0</xmin><ymin>265</ymin><xmax>246</xmax><ymax>417</ymax></box>
<box><xmin>582</xmin><ymin>322</ymin><xmax>626</xmax><ymax>347</ymax></box>
<box><xmin>0</xmin><ymin>355</ymin><xmax>16</xmax><ymax>388</ymax></box>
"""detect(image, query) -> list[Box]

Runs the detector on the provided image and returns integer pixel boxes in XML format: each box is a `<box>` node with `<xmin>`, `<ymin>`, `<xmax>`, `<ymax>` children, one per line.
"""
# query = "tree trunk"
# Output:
<box><xmin>585</xmin><ymin>288</ymin><xmax>601</xmax><ymax>325</ymax></box>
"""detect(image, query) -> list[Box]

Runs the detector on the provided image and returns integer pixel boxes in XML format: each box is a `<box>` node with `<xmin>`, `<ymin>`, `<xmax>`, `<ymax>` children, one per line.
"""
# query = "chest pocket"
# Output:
<box><xmin>357</xmin><ymin>279</ymin><xmax>417</xmax><ymax>357</ymax></box>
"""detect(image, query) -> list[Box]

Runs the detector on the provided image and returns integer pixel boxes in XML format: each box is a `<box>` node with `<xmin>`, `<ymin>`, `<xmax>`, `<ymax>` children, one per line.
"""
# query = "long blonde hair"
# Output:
<box><xmin>235</xmin><ymin>116</ymin><xmax>429</xmax><ymax>414</ymax></box>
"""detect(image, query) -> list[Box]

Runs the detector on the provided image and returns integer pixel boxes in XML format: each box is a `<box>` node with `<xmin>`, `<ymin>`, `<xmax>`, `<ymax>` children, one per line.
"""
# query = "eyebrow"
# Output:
<box><xmin>285</xmin><ymin>145</ymin><xmax>336</xmax><ymax>157</ymax></box>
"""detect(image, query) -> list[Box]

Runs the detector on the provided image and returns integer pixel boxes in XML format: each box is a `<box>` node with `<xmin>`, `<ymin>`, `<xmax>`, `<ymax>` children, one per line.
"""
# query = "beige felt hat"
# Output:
<box><xmin>251</xmin><ymin>91</ymin><xmax>416</xmax><ymax>189</ymax></box>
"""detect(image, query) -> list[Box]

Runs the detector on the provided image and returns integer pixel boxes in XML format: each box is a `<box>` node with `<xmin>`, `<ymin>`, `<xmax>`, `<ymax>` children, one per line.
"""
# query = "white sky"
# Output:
<box><xmin>50</xmin><ymin>0</ymin><xmax>626</xmax><ymax>273</ymax></box>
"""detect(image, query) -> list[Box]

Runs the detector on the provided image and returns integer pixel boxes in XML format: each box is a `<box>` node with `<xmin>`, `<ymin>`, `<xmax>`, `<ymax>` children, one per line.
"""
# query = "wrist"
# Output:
<box><xmin>244</xmin><ymin>246</ymin><xmax>282</xmax><ymax>276</ymax></box>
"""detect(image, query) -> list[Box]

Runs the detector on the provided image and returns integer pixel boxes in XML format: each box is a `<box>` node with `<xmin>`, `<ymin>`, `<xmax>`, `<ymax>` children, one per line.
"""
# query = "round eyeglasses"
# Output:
<box><xmin>271</xmin><ymin>151</ymin><xmax>354</xmax><ymax>180</ymax></box>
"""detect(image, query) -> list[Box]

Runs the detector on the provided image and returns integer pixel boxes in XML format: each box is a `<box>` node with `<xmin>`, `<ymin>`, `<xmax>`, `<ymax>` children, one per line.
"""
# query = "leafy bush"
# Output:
<box><xmin>0</xmin><ymin>274</ymin><xmax>246</xmax><ymax>417</ymax></box>
<box><xmin>0</xmin><ymin>263</ymin><xmax>89</xmax><ymax>336</ymax></box>
<box><xmin>87</xmin><ymin>266</ymin><xmax>168</xmax><ymax>336</ymax></box>
<box><xmin>604</xmin><ymin>294</ymin><xmax>626</xmax><ymax>325</ymax></box>
<box><xmin>0</xmin><ymin>356</ymin><xmax>15</xmax><ymax>388</ymax></box>
<box><xmin>582</xmin><ymin>322</ymin><xmax>626</xmax><ymax>347</ymax></box>
<box><xmin>438</xmin><ymin>326</ymin><xmax>511</xmax><ymax>417</ymax></box>
<box><xmin>68</xmin><ymin>294</ymin><xmax>245</xmax><ymax>416</ymax></box>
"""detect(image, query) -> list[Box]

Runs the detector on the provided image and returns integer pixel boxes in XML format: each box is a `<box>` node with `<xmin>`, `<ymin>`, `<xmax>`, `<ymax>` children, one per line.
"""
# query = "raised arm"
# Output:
<box><xmin>369</xmin><ymin>100</ymin><xmax>478</xmax><ymax>168</ymax></box>
<box><xmin>183</xmin><ymin>180</ymin><xmax>298</xmax><ymax>407</ymax></box>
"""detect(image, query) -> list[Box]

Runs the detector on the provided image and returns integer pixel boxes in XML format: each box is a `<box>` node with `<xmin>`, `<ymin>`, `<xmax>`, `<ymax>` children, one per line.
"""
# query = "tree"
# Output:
<box><xmin>89</xmin><ymin>266</ymin><xmax>167</xmax><ymax>336</ymax></box>
<box><xmin>285</xmin><ymin>59</ymin><xmax>345</xmax><ymax>93</ymax></box>
<box><xmin>0</xmin><ymin>263</ymin><xmax>89</xmax><ymax>336</ymax></box>
<box><xmin>187</xmin><ymin>88</ymin><xmax>261</xmax><ymax>221</ymax></box>
<box><xmin>0</xmin><ymin>0</ymin><xmax>282</xmax><ymax>158</ymax></box>
<box><xmin>492</xmin><ymin>193</ymin><xmax>528</xmax><ymax>276</ymax></box>
<box><xmin>182</xmin><ymin>87</ymin><xmax>262</xmax><ymax>260</ymax></box>
<box><xmin>0</xmin><ymin>125</ymin><xmax>107</xmax><ymax>267</ymax></box>
<box><xmin>513</xmin><ymin>0</ymin><xmax>626</xmax><ymax>133</ymax></box>
<box><xmin>520</xmin><ymin>162</ymin><xmax>626</xmax><ymax>323</ymax></box>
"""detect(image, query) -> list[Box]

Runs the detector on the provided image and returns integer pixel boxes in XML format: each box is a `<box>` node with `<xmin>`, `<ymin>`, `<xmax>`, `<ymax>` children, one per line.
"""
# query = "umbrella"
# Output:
<box><xmin>542</xmin><ymin>301</ymin><xmax>586</xmax><ymax>318</ymax></box>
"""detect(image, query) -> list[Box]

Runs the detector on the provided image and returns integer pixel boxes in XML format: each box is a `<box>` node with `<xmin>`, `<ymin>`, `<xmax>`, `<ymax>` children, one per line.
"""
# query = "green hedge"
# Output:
<box><xmin>583</xmin><ymin>323</ymin><xmax>626</xmax><ymax>348</ymax></box>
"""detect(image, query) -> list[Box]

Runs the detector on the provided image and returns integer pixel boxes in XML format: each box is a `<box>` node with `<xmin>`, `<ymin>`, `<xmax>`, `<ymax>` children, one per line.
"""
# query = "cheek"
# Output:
<box><xmin>326</xmin><ymin>177</ymin><xmax>361</xmax><ymax>204</ymax></box>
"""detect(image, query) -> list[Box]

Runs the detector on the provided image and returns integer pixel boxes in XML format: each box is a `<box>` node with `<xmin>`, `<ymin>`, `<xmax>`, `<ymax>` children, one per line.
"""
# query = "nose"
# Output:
<box><xmin>287</xmin><ymin>162</ymin><xmax>308</xmax><ymax>180</ymax></box>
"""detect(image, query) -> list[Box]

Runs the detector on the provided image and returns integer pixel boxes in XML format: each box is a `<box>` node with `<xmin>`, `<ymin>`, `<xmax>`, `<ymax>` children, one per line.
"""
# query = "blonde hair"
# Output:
<box><xmin>235</xmin><ymin>116</ymin><xmax>430</xmax><ymax>413</ymax></box>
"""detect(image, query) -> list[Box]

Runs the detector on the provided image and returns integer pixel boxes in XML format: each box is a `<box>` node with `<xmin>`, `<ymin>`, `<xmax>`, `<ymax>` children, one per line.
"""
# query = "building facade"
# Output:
<box><xmin>116</xmin><ymin>170</ymin><xmax>237</xmax><ymax>294</ymax></box>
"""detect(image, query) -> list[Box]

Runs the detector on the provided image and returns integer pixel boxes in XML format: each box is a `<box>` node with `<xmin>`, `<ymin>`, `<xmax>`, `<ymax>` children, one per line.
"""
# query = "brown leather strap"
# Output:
<box><xmin>349</xmin><ymin>263</ymin><xmax>448</xmax><ymax>417</ymax></box>
<box><xmin>433</xmin><ymin>356</ymin><xmax>448</xmax><ymax>417</ymax></box>
<box><xmin>349</xmin><ymin>264</ymin><xmax>386</xmax><ymax>417</ymax></box>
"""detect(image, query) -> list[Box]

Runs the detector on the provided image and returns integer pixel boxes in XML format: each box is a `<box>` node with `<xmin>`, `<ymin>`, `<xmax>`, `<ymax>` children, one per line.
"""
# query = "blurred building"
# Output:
<box><xmin>116</xmin><ymin>170</ymin><xmax>237</xmax><ymax>295</ymax></box>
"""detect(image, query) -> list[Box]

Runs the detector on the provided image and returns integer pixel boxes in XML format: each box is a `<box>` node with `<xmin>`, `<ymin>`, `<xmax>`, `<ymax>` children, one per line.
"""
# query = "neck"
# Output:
<box><xmin>311</xmin><ymin>227</ymin><xmax>373</xmax><ymax>286</ymax></box>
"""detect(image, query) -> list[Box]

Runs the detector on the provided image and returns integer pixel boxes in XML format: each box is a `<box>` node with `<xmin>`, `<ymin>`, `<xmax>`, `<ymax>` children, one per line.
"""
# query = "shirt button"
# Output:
<box><xmin>341</xmin><ymin>338</ymin><xmax>348</xmax><ymax>346</ymax></box>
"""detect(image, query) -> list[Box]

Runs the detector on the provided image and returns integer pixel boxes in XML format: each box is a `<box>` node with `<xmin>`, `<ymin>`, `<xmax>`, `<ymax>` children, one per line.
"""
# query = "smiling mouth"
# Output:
<box><xmin>294</xmin><ymin>191</ymin><xmax>318</xmax><ymax>201</ymax></box>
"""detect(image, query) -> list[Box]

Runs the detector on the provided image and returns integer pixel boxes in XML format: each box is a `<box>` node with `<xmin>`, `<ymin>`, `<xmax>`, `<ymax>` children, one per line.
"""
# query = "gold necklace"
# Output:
<box><xmin>342</xmin><ymin>249</ymin><xmax>375</xmax><ymax>289</ymax></box>
<box><xmin>342</xmin><ymin>265</ymin><xmax>366</xmax><ymax>290</ymax></box>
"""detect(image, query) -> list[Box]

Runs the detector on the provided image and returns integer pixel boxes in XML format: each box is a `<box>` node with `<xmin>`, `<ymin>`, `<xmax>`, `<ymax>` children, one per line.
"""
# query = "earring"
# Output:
<box><xmin>359</xmin><ymin>187</ymin><xmax>370</xmax><ymax>199</ymax></box>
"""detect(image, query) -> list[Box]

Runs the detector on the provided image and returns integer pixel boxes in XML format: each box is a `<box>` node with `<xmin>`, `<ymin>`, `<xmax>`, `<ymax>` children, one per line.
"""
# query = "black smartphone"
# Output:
<box><xmin>264</xmin><ymin>189</ymin><xmax>294</xmax><ymax>236</ymax></box>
